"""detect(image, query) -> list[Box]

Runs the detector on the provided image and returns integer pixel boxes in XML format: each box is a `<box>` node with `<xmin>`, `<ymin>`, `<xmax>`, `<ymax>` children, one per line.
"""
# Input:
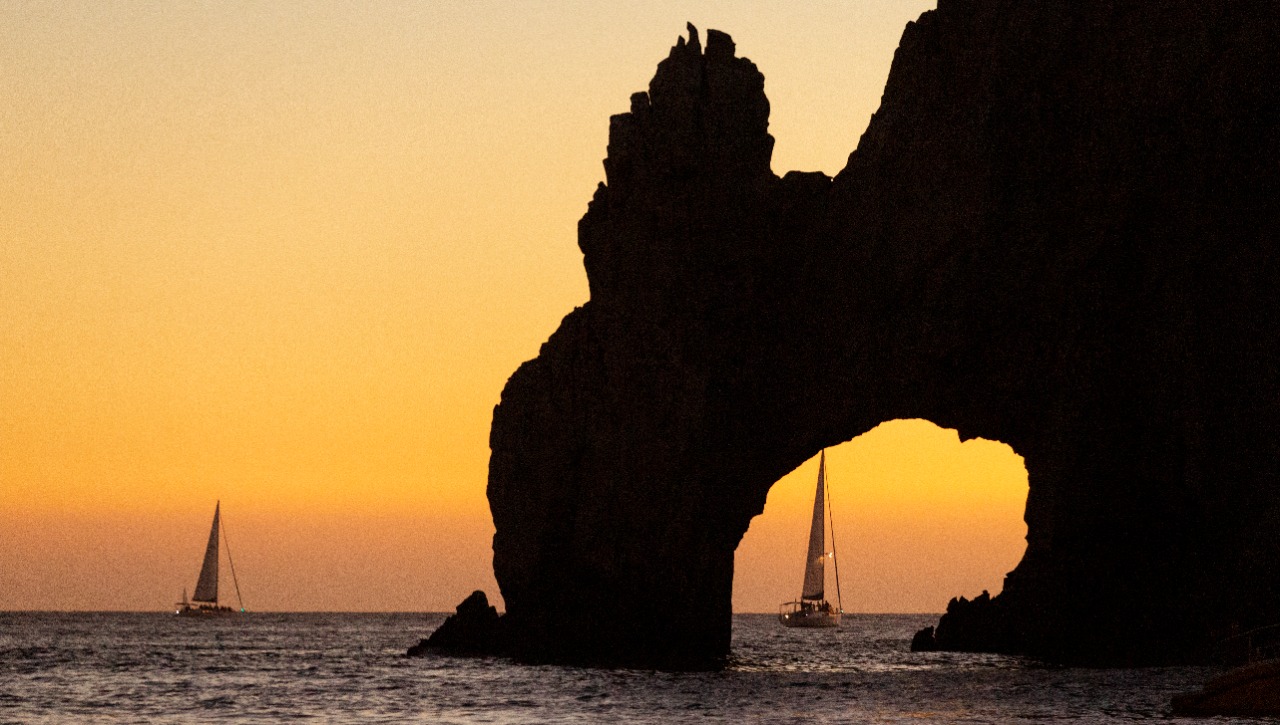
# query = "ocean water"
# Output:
<box><xmin>0</xmin><ymin>611</ymin><xmax>1250</xmax><ymax>723</ymax></box>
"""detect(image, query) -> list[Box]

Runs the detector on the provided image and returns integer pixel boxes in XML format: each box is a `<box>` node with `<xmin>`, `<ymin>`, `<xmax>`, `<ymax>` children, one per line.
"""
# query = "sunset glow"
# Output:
<box><xmin>0</xmin><ymin>1</ymin><xmax>1040</xmax><ymax>615</ymax></box>
<box><xmin>736</xmin><ymin>421</ymin><xmax>1027</xmax><ymax>613</ymax></box>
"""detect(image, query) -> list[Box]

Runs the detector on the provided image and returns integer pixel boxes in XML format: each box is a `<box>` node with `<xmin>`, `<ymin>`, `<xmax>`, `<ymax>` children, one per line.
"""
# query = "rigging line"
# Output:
<box><xmin>826</xmin><ymin>453</ymin><xmax>844</xmax><ymax>615</ymax></box>
<box><xmin>222</xmin><ymin>509</ymin><xmax>246</xmax><ymax>612</ymax></box>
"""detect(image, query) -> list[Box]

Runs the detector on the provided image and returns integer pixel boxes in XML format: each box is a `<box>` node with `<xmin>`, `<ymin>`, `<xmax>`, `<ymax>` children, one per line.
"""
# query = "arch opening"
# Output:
<box><xmin>734</xmin><ymin>419</ymin><xmax>1028</xmax><ymax>614</ymax></box>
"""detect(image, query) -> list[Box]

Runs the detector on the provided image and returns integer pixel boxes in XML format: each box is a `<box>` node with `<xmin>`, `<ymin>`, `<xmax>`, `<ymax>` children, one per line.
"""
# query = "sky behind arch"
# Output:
<box><xmin>0</xmin><ymin>1</ymin><xmax>1026</xmax><ymax>613</ymax></box>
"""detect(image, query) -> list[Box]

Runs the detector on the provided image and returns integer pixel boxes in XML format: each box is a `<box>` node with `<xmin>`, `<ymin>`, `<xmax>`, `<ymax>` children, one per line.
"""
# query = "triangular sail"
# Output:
<box><xmin>801</xmin><ymin>451</ymin><xmax>827</xmax><ymax>600</ymax></box>
<box><xmin>191</xmin><ymin>502</ymin><xmax>220</xmax><ymax>603</ymax></box>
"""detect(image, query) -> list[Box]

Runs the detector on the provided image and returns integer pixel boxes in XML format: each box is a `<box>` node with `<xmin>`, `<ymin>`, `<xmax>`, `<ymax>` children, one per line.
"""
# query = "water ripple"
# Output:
<box><xmin>0</xmin><ymin>612</ymin><xmax>1225</xmax><ymax>724</ymax></box>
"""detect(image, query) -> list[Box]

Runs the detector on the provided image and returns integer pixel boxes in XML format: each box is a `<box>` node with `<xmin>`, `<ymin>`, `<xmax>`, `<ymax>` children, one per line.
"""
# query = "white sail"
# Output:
<box><xmin>191</xmin><ymin>502</ymin><xmax>220</xmax><ymax>603</ymax></box>
<box><xmin>801</xmin><ymin>451</ymin><xmax>827</xmax><ymax>600</ymax></box>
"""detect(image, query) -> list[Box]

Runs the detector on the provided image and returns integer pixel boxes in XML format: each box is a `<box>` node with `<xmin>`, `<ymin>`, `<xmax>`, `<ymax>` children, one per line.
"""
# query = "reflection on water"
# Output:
<box><xmin>0</xmin><ymin>612</ymin><xmax>1223</xmax><ymax>723</ymax></box>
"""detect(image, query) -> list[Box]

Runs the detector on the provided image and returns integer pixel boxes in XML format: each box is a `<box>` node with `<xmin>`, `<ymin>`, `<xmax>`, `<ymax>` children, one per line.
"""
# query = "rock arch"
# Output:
<box><xmin>485</xmin><ymin>4</ymin><xmax>1280</xmax><ymax>669</ymax></box>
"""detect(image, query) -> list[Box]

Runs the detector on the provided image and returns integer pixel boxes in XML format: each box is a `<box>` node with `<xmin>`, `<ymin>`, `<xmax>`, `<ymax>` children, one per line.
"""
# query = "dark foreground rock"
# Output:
<box><xmin>487</xmin><ymin>2</ymin><xmax>1280</xmax><ymax>669</ymax></box>
<box><xmin>407</xmin><ymin>591</ymin><xmax>506</xmax><ymax>658</ymax></box>
<box><xmin>1172</xmin><ymin>660</ymin><xmax>1280</xmax><ymax>717</ymax></box>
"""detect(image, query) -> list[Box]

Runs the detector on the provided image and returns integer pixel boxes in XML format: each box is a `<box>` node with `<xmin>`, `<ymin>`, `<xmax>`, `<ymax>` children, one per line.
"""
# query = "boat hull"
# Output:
<box><xmin>175</xmin><ymin>605</ymin><xmax>242</xmax><ymax>617</ymax></box>
<box><xmin>779</xmin><ymin>611</ymin><xmax>841</xmax><ymax>628</ymax></box>
<box><xmin>779</xmin><ymin>601</ymin><xmax>841</xmax><ymax>628</ymax></box>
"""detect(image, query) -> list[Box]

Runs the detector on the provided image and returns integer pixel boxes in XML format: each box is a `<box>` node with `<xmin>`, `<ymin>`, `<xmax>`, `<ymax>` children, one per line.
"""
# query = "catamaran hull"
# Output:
<box><xmin>175</xmin><ymin>605</ymin><xmax>241</xmax><ymax>617</ymax></box>
<box><xmin>779</xmin><ymin>610</ymin><xmax>841</xmax><ymax>628</ymax></box>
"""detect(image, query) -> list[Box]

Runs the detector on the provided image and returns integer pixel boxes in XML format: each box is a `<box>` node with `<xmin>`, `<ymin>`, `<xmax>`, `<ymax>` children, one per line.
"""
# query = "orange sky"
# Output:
<box><xmin>1</xmin><ymin>1</ymin><xmax>1027</xmax><ymax>613</ymax></box>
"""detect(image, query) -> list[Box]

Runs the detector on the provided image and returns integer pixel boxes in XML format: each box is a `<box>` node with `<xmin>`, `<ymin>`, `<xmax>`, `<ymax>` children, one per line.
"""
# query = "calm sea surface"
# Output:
<box><xmin>0</xmin><ymin>611</ymin><xmax>1251</xmax><ymax>723</ymax></box>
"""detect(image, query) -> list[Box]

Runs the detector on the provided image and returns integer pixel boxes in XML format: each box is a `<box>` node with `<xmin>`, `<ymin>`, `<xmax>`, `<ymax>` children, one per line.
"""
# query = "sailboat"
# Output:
<box><xmin>175</xmin><ymin>501</ymin><xmax>246</xmax><ymax>616</ymax></box>
<box><xmin>779</xmin><ymin>450</ymin><xmax>843</xmax><ymax>628</ymax></box>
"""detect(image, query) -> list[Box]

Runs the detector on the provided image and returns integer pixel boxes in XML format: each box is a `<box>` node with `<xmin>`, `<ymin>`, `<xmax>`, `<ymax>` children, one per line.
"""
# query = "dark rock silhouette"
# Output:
<box><xmin>910</xmin><ymin>625</ymin><xmax>938</xmax><ymax>653</ymax></box>
<box><xmin>933</xmin><ymin>590</ymin><xmax>1012</xmax><ymax>654</ymax></box>
<box><xmin>407</xmin><ymin>590</ymin><xmax>505</xmax><ymax>657</ymax></box>
<box><xmin>484</xmin><ymin>2</ymin><xmax>1280</xmax><ymax>669</ymax></box>
<box><xmin>1172</xmin><ymin>659</ymin><xmax>1280</xmax><ymax>717</ymax></box>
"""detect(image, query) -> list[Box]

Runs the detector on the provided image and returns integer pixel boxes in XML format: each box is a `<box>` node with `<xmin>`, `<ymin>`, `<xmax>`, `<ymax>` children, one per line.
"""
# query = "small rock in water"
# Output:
<box><xmin>910</xmin><ymin>625</ymin><xmax>938</xmax><ymax>652</ymax></box>
<box><xmin>407</xmin><ymin>590</ymin><xmax>506</xmax><ymax>657</ymax></box>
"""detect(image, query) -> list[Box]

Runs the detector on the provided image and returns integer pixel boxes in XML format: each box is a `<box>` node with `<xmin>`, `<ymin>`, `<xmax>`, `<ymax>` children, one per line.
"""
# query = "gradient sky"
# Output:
<box><xmin>1</xmin><ymin>0</ymin><xmax>1027</xmax><ymax>613</ymax></box>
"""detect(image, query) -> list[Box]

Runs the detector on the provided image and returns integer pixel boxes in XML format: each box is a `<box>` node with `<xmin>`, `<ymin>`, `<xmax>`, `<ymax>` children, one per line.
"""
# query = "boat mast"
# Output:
<box><xmin>191</xmin><ymin>502</ymin><xmax>221</xmax><ymax>605</ymax></box>
<box><xmin>826</xmin><ymin>454</ymin><xmax>844</xmax><ymax>615</ymax></box>
<box><xmin>800</xmin><ymin>451</ymin><xmax>828</xmax><ymax>603</ymax></box>
<box><xmin>222</xmin><ymin>508</ymin><xmax>246</xmax><ymax>612</ymax></box>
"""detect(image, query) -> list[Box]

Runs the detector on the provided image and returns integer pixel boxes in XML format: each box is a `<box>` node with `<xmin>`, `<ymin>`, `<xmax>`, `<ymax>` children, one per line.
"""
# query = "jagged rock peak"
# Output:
<box><xmin>585</xmin><ymin>24</ymin><xmax>776</xmax><ymax>304</ymax></box>
<box><xmin>672</xmin><ymin>22</ymin><xmax>701</xmax><ymax>57</ymax></box>
<box><xmin>600</xmin><ymin>23</ymin><xmax>771</xmax><ymax>193</ymax></box>
<box><xmin>705</xmin><ymin>29</ymin><xmax>735</xmax><ymax>60</ymax></box>
<box><xmin>669</xmin><ymin>23</ymin><xmax>736</xmax><ymax>60</ymax></box>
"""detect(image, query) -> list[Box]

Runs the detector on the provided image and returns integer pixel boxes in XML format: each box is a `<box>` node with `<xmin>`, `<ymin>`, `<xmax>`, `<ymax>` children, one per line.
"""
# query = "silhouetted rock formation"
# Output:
<box><xmin>487</xmin><ymin>2</ymin><xmax>1280</xmax><ymax>669</ymax></box>
<box><xmin>933</xmin><ymin>590</ymin><xmax>1013</xmax><ymax>653</ymax></box>
<box><xmin>407</xmin><ymin>591</ymin><xmax>505</xmax><ymax>657</ymax></box>
<box><xmin>910</xmin><ymin>625</ymin><xmax>938</xmax><ymax>653</ymax></box>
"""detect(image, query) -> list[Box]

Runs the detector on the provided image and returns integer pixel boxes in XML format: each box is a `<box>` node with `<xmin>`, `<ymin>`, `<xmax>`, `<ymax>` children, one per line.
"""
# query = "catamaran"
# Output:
<box><xmin>779</xmin><ymin>450</ymin><xmax>843</xmax><ymax>628</ymax></box>
<box><xmin>175</xmin><ymin>501</ymin><xmax>246</xmax><ymax>616</ymax></box>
